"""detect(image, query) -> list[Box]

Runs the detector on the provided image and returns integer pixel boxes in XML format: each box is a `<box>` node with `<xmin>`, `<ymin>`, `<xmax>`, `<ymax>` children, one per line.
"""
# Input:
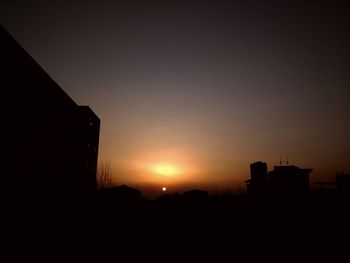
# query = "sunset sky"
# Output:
<box><xmin>1</xmin><ymin>0</ymin><xmax>349</xmax><ymax>197</ymax></box>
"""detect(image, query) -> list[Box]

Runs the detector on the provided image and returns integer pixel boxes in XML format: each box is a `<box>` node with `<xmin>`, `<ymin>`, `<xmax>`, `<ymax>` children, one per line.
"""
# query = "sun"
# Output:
<box><xmin>153</xmin><ymin>164</ymin><xmax>180</xmax><ymax>177</ymax></box>
<box><xmin>162</xmin><ymin>187</ymin><xmax>167</xmax><ymax>192</ymax></box>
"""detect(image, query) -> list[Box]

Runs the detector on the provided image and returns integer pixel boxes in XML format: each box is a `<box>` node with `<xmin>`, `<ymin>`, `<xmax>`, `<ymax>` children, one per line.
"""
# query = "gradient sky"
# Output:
<box><xmin>1</xmin><ymin>0</ymin><xmax>349</xmax><ymax>197</ymax></box>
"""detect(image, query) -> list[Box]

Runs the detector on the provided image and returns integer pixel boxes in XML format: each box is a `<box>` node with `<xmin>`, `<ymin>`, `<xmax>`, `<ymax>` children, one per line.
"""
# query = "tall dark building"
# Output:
<box><xmin>246</xmin><ymin>162</ymin><xmax>269</xmax><ymax>194</ymax></box>
<box><xmin>250</xmin><ymin>161</ymin><xmax>268</xmax><ymax>182</ymax></box>
<box><xmin>2</xmin><ymin>25</ymin><xmax>100</xmax><ymax>197</ymax></box>
<box><xmin>245</xmin><ymin>162</ymin><xmax>312</xmax><ymax>194</ymax></box>
<box><xmin>336</xmin><ymin>172</ymin><xmax>350</xmax><ymax>194</ymax></box>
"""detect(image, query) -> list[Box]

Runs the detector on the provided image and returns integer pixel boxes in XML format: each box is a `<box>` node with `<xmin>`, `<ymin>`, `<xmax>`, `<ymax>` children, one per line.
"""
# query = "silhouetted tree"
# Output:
<box><xmin>97</xmin><ymin>160</ymin><xmax>114</xmax><ymax>189</ymax></box>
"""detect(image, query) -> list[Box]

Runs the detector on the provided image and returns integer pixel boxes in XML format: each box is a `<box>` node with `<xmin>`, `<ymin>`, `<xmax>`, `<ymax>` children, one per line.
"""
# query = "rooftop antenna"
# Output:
<box><xmin>279</xmin><ymin>156</ymin><xmax>282</xmax><ymax>165</ymax></box>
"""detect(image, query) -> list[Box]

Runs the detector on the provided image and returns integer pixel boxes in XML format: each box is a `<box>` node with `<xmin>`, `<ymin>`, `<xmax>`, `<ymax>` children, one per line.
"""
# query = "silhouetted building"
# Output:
<box><xmin>313</xmin><ymin>172</ymin><xmax>350</xmax><ymax>194</ymax></box>
<box><xmin>246</xmin><ymin>162</ymin><xmax>268</xmax><ymax>194</ymax></box>
<box><xmin>314</xmin><ymin>181</ymin><xmax>336</xmax><ymax>193</ymax></box>
<box><xmin>336</xmin><ymin>172</ymin><xmax>350</xmax><ymax>194</ymax></box>
<box><xmin>245</xmin><ymin>162</ymin><xmax>312</xmax><ymax>194</ymax></box>
<box><xmin>2</xmin><ymin>26</ymin><xmax>100</xmax><ymax>196</ymax></box>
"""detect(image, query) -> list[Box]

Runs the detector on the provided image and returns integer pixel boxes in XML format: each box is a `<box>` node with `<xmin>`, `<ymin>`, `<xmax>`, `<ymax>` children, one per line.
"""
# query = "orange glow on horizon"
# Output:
<box><xmin>128</xmin><ymin>149</ymin><xmax>200</xmax><ymax>185</ymax></box>
<box><xmin>152</xmin><ymin>163</ymin><xmax>181</xmax><ymax>177</ymax></box>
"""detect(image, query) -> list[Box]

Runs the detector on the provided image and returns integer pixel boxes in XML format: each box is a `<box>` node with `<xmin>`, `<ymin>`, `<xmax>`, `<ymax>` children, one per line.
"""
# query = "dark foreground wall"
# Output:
<box><xmin>1</xmin><ymin>25</ymin><xmax>100</xmax><ymax>197</ymax></box>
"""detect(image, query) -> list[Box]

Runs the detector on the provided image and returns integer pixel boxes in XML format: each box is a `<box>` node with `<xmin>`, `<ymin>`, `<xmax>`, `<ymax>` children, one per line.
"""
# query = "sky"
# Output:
<box><xmin>1</xmin><ymin>0</ymin><xmax>349</xmax><ymax>197</ymax></box>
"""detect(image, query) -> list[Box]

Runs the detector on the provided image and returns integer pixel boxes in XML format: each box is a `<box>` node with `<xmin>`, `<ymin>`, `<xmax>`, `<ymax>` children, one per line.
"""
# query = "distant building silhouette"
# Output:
<box><xmin>2</xmin><ymin>26</ymin><xmax>100</xmax><ymax>196</ymax></box>
<box><xmin>245</xmin><ymin>162</ymin><xmax>312</xmax><ymax>194</ymax></box>
<box><xmin>336</xmin><ymin>172</ymin><xmax>350</xmax><ymax>194</ymax></box>
<box><xmin>313</xmin><ymin>171</ymin><xmax>349</xmax><ymax>194</ymax></box>
<box><xmin>247</xmin><ymin>161</ymin><xmax>268</xmax><ymax>194</ymax></box>
<box><xmin>314</xmin><ymin>181</ymin><xmax>336</xmax><ymax>192</ymax></box>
